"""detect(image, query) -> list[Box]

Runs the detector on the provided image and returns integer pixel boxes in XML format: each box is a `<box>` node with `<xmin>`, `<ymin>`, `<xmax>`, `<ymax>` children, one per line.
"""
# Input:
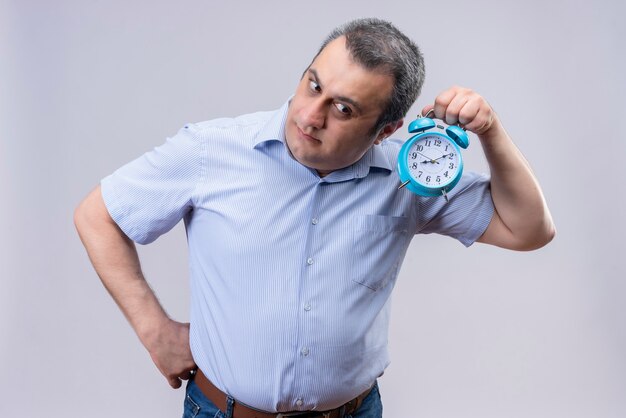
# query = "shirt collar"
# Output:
<box><xmin>322</xmin><ymin>144</ymin><xmax>392</xmax><ymax>183</ymax></box>
<box><xmin>252</xmin><ymin>100</ymin><xmax>290</xmax><ymax>149</ymax></box>
<box><xmin>353</xmin><ymin>143</ymin><xmax>394</xmax><ymax>176</ymax></box>
<box><xmin>253</xmin><ymin>99</ymin><xmax>394</xmax><ymax>181</ymax></box>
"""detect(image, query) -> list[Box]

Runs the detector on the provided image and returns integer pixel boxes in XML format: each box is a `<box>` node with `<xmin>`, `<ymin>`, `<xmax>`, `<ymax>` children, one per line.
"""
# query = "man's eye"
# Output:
<box><xmin>334</xmin><ymin>103</ymin><xmax>352</xmax><ymax>116</ymax></box>
<box><xmin>309</xmin><ymin>80</ymin><xmax>321</xmax><ymax>92</ymax></box>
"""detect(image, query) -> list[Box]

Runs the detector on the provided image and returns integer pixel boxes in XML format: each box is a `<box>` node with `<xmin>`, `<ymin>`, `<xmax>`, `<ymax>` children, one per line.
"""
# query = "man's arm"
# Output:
<box><xmin>74</xmin><ymin>185</ymin><xmax>196</xmax><ymax>388</ymax></box>
<box><xmin>422</xmin><ymin>86</ymin><xmax>556</xmax><ymax>251</ymax></box>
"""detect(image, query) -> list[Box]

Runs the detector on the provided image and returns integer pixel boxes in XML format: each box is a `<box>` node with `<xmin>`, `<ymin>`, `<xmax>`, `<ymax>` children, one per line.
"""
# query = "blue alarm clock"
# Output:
<box><xmin>397</xmin><ymin>110</ymin><xmax>470</xmax><ymax>201</ymax></box>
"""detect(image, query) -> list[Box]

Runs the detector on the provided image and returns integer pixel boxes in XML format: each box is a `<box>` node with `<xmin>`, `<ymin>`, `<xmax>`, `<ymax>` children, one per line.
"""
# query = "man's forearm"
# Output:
<box><xmin>74</xmin><ymin>186</ymin><xmax>196</xmax><ymax>388</ymax></box>
<box><xmin>74</xmin><ymin>186</ymin><xmax>170</xmax><ymax>350</ymax></box>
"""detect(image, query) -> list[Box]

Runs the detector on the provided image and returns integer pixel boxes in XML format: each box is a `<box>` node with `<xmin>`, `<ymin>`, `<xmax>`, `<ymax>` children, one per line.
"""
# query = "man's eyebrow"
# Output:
<box><xmin>307</xmin><ymin>68</ymin><xmax>363</xmax><ymax>115</ymax></box>
<box><xmin>308</xmin><ymin>68</ymin><xmax>321</xmax><ymax>84</ymax></box>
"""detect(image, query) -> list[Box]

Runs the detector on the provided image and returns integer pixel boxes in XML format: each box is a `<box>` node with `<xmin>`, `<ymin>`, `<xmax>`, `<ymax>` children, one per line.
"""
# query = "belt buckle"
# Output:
<box><xmin>276</xmin><ymin>412</ymin><xmax>331</xmax><ymax>418</ymax></box>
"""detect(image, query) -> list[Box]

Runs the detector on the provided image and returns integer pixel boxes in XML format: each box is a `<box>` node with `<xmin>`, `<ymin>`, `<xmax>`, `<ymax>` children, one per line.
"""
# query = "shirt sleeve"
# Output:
<box><xmin>415</xmin><ymin>171</ymin><xmax>494</xmax><ymax>247</ymax></box>
<box><xmin>100</xmin><ymin>124</ymin><xmax>204</xmax><ymax>245</ymax></box>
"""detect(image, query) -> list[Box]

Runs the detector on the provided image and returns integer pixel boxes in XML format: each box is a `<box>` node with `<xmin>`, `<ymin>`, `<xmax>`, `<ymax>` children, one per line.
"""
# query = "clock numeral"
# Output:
<box><xmin>411</xmin><ymin>152</ymin><xmax>418</xmax><ymax>160</ymax></box>
<box><xmin>426</xmin><ymin>175</ymin><xmax>431</xmax><ymax>183</ymax></box>
<box><xmin>444</xmin><ymin>171</ymin><xmax>449</xmax><ymax>178</ymax></box>
<box><xmin>416</xmin><ymin>145</ymin><xmax>424</xmax><ymax>152</ymax></box>
<box><xmin>434</xmin><ymin>139</ymin><xmax>441</xmax><ymax>147</ymax></box>
<box><xmin>418</xmin><ymin>171</ymin><xmax>423</xmax><ymax>178</ymax></box>
<box><xmin>424</xmin><ymin>140</ymin><xmax>432</xmax><ymax>147</ymax></box>
<box><xmin>411</xmin><ymin>162</ymin><xmax>418</xmax><ymax>170</ymax></box>
<box><xmin>449</xmin><ymin>153</ymin><xmax>455</xmax><ymax>159</ymax></box>
<box><xmin>449</xmin><ymin>163</ymin><xmax>455</xmax><ymax>169</ymax></box>
<box><xmin>436</xmin><ymin>176</ymin><xmax>441</xmax><ymax>183</ymax></box>
<box><xmin>445</xmin><ymin>145</ymin><xmax>449</xmax><ymax>151</ymax></box>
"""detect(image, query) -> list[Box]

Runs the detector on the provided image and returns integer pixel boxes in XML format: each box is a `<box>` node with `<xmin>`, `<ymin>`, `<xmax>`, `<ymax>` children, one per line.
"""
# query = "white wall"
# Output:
<box><xmin>1</xmin><ymin>0</ymin><xmax>624</xmax><ymax>416</ymax></box>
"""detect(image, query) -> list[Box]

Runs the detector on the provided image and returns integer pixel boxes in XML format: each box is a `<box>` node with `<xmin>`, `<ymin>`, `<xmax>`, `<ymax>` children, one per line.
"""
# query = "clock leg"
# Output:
<box><xmin>398</xmin><ymin>180</ymin><xmax>411</xmax><ymax>190</ymax></box>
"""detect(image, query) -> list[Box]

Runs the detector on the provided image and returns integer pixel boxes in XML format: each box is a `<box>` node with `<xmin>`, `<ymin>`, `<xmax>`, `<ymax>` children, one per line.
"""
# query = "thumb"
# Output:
<box><xmin>168</xmin><ymin>376</ymin><xmax>182</xmax><ymax>389</ymax></box>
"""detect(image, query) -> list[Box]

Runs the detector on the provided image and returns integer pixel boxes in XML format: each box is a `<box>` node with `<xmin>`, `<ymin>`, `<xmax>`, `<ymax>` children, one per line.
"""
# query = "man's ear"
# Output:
<box><xmin>374</xmin><ymin>119</ymin><xmax>404</xmax><ymax>145</ymax></box>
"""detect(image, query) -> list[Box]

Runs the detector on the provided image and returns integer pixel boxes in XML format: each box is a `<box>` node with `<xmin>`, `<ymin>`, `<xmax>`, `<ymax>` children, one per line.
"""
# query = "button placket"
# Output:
<box><xmin>292</xmin><ymin>185</ymin><xmax>323</xmax><ymax>401</ymax></box>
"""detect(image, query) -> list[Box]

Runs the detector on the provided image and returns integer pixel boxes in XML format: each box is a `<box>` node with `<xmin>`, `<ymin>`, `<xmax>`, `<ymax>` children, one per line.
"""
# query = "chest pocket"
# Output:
<box><xmin>352</xmin><ymin>215</ymin><xmax>410</xmax><ymax>291</ymax></box>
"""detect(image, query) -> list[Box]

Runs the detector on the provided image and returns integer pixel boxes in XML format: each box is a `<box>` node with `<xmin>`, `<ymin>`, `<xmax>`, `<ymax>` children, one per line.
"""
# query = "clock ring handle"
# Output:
<box><xmin>418</xmin><ymin>108</ymin><xmax>465</xmax><ymax>131</ymax></box>
<box><xmin>410</xmin><ymin>110</ymin><xmax>470</xmax><ymax>150</ymax></box>
<box><xmin>418</xmin><ymin>109</ymin><xmax>436</xmax><ymax>119</ymax></box>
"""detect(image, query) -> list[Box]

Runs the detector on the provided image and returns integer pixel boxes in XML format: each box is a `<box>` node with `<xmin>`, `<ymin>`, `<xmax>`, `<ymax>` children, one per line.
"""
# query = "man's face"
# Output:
<box><xmin>285</xmin><ymin>36</ymin><xmax>398</xmax><ymax>176</ymax></box>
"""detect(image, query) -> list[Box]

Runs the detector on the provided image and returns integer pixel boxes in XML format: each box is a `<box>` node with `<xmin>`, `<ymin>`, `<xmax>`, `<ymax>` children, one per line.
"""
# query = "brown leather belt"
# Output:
<box><xmin>193</xmin><ymin>369</ymin><xmax>372</xmax><ymax>418</ymax></box>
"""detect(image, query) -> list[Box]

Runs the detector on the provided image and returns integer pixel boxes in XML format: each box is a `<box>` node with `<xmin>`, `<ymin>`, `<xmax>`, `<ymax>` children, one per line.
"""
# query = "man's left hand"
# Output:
<box><xmin>421</xmin><ymin>86</ymin><xmax>497</xmax><ymax>136</ymax></box>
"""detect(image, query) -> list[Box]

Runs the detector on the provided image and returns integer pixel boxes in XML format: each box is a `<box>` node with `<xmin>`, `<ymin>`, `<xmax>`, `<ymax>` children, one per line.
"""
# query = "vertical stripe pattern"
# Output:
<box><xmin>100</xmin><ymin>100</ymin><xmax>494</xmax><ymax>412</ymax></box>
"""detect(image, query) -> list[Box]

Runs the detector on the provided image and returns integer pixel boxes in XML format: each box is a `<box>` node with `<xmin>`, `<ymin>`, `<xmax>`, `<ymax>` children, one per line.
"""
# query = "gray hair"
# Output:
<box><xmin>316</xmin><ymin>18</ymin><xmax>425</xmax><ymax>133</ymax></box>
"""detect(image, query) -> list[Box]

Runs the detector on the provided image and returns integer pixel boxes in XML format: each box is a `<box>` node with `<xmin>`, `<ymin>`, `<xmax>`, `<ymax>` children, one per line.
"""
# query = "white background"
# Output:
<box><xmin>1</xmin><ymin>0</ymin><xmax>625</xmax><ymax>416</ymax></box>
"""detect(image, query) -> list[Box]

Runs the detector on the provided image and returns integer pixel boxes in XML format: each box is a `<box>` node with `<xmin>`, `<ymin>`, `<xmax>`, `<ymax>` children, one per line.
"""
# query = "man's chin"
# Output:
<box><xmin>290</xmin><ymin>153</ymin><xmax>328</xmax><ymax>173</ymax></box>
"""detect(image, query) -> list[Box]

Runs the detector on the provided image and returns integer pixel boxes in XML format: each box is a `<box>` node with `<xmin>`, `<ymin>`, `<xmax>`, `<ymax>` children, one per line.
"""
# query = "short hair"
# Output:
<box><xmin>316</xmin><ymin>18</ymin><xmax>425</xmax><ymax>133</ymax></box>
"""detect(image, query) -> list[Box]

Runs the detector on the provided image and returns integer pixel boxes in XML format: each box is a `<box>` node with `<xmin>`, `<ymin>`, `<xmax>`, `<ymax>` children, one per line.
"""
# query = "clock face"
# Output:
<box><xmin>406</xmin><ymin>134</ymin><xmax>461</xmax><ymax>188</ymax></box>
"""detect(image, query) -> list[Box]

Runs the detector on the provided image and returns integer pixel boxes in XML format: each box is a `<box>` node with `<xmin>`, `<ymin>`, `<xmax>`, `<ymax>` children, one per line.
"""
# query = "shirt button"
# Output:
<box><xmin>311</xmin><ymin>218</ymin><xmax>319</xmax><ymax>225</ymax></box>
<box><xmin>301</xmin><ymin>347</ymin><xmax>310</xmax><ymax>356</ymax></box>
<box><xmin>296</xmin><ymin>398</ymin><xmax>304</xmax><ymax>407</ymax></box>
<box><xmin>304</xmin><ymin>303</ymin><xmax>311</xmax><ymax>311</ymax></box>
<box><xmin>306</xmin><ymin>258</ymin><xmax>314</xmax><ymax>265</ymax></box>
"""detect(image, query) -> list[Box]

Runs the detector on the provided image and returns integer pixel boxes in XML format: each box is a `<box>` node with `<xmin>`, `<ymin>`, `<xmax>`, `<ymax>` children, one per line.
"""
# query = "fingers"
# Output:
<box><xmin>423</xmin><ymin>86</ymin><xmax>495</xmax><ymax>134</ymax></box>
<box><xmin>464</xmin><ymin>106</ymin><xmax>494</xmax><ymax>135</ymax></box>
<box><xmin>165</xmin><ymin>361</ymin><xmax>197</xmax><ymax>388</ymax></box>
<box><xmin>148</xmin><ymin>320</ymin><xmax>198</xmax><ymax>389</ymax></box>
<box><xmin>169</xmin><ymin>376</ymin><xmax>182</xmax><ymax>389</ymax></box>
<box><xmin>167</xmin><ymin>366</ymin><xmax>196</xmax><ymax>389</ymax></box>
<box><xmin>444</xmin><ymin>93</ymin><xmax>471</xmax><ymax>126</ymax></box>
<box><xmin>433</xmin><ymin>87</ymin><xmax>458</xmax><ymax>122</ymax></box>
<box><xmin>179</xmin><ymin>368</ymin><xmax>194</xmax><ymax>381</ymax></box>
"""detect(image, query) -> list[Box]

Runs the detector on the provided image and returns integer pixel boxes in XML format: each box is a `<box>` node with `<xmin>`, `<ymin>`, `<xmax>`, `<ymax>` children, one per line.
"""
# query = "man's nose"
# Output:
<box><xmin>300</xmin><ymin>99</ymin><xmax>326</xmax><ymax>131</ymax></box>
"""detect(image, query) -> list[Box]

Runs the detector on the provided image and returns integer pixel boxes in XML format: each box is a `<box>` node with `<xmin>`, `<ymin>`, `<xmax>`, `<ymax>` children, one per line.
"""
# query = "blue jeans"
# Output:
<box><xmin>182</xmin><ymin>378</ymin><xmax>383</xmax><ymax>418</ymax></box>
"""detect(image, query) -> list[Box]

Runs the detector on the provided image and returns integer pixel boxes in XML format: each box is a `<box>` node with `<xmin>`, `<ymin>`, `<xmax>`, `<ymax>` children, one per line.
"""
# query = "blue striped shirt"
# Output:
<box><xmin>101</xmin><ymin>100</ymin><xmax>493</xmax><ymax>412</ymax></box>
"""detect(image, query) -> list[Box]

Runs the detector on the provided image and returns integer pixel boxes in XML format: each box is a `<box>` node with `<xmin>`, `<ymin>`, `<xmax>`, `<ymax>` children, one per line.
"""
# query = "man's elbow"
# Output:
<box><xmin>479</xmin><ymin>210</ymin><xmax>556</xmax><ymax>251</ymax></box>
<box><xmin>541</xmin><ymin>221</ymin><xmax>557</xmax><ymax>246</ymax></box>
<box><xmin>73</xmin><ymin>186</ymin><xmax>110</xmax><ymax>238</ymax></box>
<box><xmin>517</xmin><ymin>221</ymin><xmax>556</xmax><ymax>251</ymax></box>
<box><xmin>73</xmin><ymin>197</ymin><xmax>90</xmax><ymax>235</ymax></box>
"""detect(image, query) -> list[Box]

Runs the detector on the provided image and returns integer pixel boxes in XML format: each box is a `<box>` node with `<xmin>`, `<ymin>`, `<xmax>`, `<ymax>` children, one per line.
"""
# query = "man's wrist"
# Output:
<box><xmin>477</xmin><ymin>114</ymin><xmax>505</xmax><ymax>143</ymax></box>
<box><xmin>138</xmin><ymin>314</ymin><xmax>174</xmax><ymax>353</ymax></box>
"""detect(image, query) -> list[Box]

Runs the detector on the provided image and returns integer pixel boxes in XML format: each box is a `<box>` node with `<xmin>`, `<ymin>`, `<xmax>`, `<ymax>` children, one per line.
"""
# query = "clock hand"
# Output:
<box><xmin>433</xmin><ymin>153</ymin><xmax>452</xmax><ymax>162</ymax></box>
<box><xmin>416</xmin><ymin>151</ymin><xmax>438</xmax><ymax>164</ymax></box>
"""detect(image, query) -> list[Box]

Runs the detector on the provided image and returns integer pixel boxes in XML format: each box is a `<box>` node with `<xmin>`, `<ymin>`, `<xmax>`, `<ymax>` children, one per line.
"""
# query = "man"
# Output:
<box><xmin>75</xmin><ymin>18</ymin><xmax>554</xmax><ymax>418</ymax></box>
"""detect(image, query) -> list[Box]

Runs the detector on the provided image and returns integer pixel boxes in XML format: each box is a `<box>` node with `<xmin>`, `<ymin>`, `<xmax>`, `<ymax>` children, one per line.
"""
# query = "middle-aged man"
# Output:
<box><xmin>75</xmin><ymin>18</ymin><xmax>555</xmax><ymax>418</ymax></box>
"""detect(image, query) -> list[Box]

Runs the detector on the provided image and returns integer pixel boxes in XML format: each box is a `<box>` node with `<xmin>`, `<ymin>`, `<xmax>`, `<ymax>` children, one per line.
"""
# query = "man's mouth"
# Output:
<box><xmin>297</xmin><ymin>126</ymin><xmax>321</xmax><ymax>143</ymax></box>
